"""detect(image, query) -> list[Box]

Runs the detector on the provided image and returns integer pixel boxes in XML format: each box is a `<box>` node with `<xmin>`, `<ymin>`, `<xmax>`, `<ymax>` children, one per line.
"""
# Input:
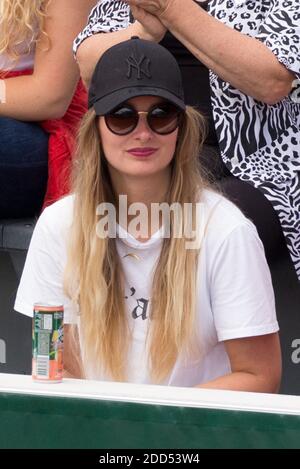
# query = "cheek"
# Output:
<box><xmin>161</xmin><ymin>131</ymin><xmax>178</xmax><ymax>163</ymax></box>
<box><xmin>99</xmin><ymin>119</ymin><xmax>121</xmax><ymax>165</ymax></box>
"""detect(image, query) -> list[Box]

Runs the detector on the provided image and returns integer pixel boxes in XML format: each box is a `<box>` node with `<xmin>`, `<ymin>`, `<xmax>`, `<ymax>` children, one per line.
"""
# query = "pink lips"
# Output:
<box><xmin>127</xmin><ymin>147</ymin><xmax>158</xmax><ymax>158</ymax></box>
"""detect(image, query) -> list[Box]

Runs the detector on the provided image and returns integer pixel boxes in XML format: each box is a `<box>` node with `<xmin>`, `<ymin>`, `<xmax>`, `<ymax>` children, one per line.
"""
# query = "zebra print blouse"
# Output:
<box><xmin>73</xmin><ymin>0</ymin><xmax>300</xmax><ymax>280</ymax></box>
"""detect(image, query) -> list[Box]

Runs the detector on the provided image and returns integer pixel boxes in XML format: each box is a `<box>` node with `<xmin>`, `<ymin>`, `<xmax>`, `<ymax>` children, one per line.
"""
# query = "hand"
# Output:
<box><xmin>131</xmin><ymin>5</ymin><xmax>167</xmax><ymax>42</ymax></box>
<box><xmin>125</xmin><ymin>0</ymin><xmax>175</xmax><ymax>19</ymax></box>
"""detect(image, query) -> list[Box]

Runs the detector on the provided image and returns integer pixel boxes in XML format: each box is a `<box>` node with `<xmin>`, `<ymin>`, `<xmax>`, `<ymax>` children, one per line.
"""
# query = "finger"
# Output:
<box><xmin>125</xmin><ymin>0</ymin><xmax>146</xmax><ymax>8</ymax></box>
<box><xmin>130</xmin><ymin>5</ymin><xmax>144</xmax><ymax>21</ymax></box>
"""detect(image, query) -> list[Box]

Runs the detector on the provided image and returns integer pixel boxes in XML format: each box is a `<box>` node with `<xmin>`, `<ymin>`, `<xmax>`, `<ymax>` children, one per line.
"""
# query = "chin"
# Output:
<box><xmin>128</xmin><ymin>166</ymin><xmax>167</xmax><ymax>177</ymax></box>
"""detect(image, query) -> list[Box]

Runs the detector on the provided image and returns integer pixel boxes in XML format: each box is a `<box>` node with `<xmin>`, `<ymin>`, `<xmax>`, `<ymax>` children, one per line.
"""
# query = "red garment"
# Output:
<box><xmin>1</xmin><ymin>69</ymin><xmax>87</xmax><ymax>208</ymax></box>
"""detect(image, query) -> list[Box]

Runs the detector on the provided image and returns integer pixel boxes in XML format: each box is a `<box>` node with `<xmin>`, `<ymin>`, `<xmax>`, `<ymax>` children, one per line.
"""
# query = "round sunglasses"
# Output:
<box><xmin>104</xmin><ymin>102</ymin><xmax>183</xmax><ymax>136</ymax></box>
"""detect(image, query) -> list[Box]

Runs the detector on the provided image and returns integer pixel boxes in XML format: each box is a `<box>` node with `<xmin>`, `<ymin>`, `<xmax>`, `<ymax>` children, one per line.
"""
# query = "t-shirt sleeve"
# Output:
<box><xmin>210</xmin><ymin>222</ymin><xmax>279</xmax><ymax>342</ymax></box>
<box><xmin>14</xmin><ymin>208</ymin><xmax>77</xmax><ymax>324</ymax></box>
<box><xmin>256</xmin><ymin>0</ymin><xmax>300</xmax><ymax>79</ymax></box>
<box><xmin>73</xmin><ymin>0</ymin><xmax>132</xmax><ymax>56</ymax></box>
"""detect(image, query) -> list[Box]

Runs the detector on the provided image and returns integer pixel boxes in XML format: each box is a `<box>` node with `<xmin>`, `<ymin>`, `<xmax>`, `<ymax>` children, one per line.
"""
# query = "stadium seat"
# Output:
<box><xmin>0</xmin><ymin>219</ymin><xmax>35</xmax><ymax>375</ymax></box>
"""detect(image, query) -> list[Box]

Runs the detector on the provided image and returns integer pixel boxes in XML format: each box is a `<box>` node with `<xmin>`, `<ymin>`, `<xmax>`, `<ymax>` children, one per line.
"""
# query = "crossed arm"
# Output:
<box><xmin>77</xmin><ymin>0</ymin><xmax>295</xmax><ymax>104</ymax></box>
<box><xmin>198</xmin><ymin>333</ymin><xmax>281</xmax><ymax>393</ymax></box>
<box><xmin>64</xmin><ymin>324</ymin><xmax>281</xmax><ymax>393</ymax></box>
<box><xmin>0</xmin><ymin>0</ymin><xmax>95</xmax><ymax>120</ymax></box>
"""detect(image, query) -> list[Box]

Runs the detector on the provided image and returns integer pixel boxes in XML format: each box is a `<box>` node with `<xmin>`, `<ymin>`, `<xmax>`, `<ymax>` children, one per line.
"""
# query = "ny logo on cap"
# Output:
<box><xmin>126</xmin><ymin>54</ymin><xmax>151</xmax><ymax>80</ymax></box>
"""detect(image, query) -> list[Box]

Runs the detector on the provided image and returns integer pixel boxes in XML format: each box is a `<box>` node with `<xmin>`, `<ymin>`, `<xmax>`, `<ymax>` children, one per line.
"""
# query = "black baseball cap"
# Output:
<box><xmin>88</xmin><ymin>36</ymin><xmax>186</xmax><ymax>115</ymax></box>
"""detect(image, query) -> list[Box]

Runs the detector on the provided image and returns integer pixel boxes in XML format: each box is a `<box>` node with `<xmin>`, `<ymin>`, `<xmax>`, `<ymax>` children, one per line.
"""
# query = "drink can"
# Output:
<box><xmin>32</xmin><ymin>303</ymin><xmax>64</xmax><ymax>382</ymax></box>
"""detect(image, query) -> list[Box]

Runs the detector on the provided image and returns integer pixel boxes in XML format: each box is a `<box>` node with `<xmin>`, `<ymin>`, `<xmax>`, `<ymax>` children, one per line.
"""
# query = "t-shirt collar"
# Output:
<box><xmin>117</xmin><ymin>223</ymin><xmax>164</xmax><ymax>250</ymax></box>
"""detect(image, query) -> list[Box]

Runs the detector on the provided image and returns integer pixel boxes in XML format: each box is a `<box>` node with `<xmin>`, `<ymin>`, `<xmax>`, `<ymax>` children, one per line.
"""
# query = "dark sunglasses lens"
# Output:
<box><xmin>105</xmin><ymin>107</ymin><xmax>137</xmax><ymax>135</ymax></box>
<box><xmin>149</xmin><ymin>104</ymin><xmax>181</xmax><ymax>134</ymax></box>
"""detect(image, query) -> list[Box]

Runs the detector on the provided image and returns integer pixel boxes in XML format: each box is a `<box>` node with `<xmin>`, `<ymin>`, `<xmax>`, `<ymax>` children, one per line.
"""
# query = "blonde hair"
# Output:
<box><xmin>0</xmin><ymin>0</ymin><xmax>50</xmax><ymax>63</ymax></box>
<box><xmin>64</xmin><ymin>106</ymin><xmax>209</xmax><ymax>383</ymax></box>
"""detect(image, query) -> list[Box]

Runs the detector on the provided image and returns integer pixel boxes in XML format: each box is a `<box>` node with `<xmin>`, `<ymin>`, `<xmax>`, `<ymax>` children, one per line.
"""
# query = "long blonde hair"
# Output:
<box><xmin>64</xmin><ymin>106</ymin><xmax>209</xmax><ymax>383</ymax></box>
<box><xmin>0</xmin><ymin>0</ymin><xmax>50</xmax><ymax>62</ymax></box>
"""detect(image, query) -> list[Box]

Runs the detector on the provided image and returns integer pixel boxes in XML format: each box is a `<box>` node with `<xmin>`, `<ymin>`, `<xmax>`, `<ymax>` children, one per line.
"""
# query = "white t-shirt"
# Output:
<box><xmin>14</xmin><ymin>190</ymin><xmax>278</xmax><ymax>386</ymax></box>
<box><xmin>0</xmin><ymin>22</ymin><xmax>36</xmax><ymax>71</ymax></box>
<box><xmin>0</xmin><ymin>49</ymin><xmax>35</xmax><ymax>71</ymax></box>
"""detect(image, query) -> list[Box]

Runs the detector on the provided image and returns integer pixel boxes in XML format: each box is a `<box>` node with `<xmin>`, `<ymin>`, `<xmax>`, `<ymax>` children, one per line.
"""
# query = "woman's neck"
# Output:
<box><xmin>110</xmin><ymin>168</ymin><xmax>171</xmax><ymax>205</ymax></box>
<box><xmin>109</xmin><ymin>169</ymin><xmax>171</xmax><ymax>241</ymax></box>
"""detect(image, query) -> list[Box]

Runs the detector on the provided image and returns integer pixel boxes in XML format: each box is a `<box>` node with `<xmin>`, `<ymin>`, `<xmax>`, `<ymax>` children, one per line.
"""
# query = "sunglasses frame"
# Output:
<box><xmin>104</xmin><ymin>102</ymin><xmax>184</xmax><ymax>136</ymax></box>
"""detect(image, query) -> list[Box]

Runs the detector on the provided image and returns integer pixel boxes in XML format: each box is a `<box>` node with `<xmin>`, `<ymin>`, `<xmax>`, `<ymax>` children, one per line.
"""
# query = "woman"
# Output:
<box><xmin>15</xmin><ymin>38</ymin><xmax>281</xmax><ymax>391</ymax></box>
<box><xmin>0</xmin><ymin>0</ymin><xmax>95</xmax><ymax>217</ymax></box>
<box><xmin>73</xmin><ymin>0</ymin><xmax>300</xmax><ymax>281</ymax></box>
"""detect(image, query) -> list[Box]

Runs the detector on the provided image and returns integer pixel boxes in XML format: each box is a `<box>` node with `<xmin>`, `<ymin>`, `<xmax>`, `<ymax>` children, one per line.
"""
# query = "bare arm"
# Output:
<box><xmin>0</xmin><ymin>0</ymin><xmax>95</xmax><ymax>120</ymax></box>
<box><xmin>197</xmin><ymin>333</ymin><xmax>282</xmax><ymax>393</ymax></box>
<box><xmin>63</xmin><ymin>324</ymin><xmax>84</xmax><ymax>379</ymax></box>
<box><xmin>126</xmin><ymin>0</ymin><xmax>295</xmax><ymax>104</ymax></box>
<box><xmin>76</xmin><ymin>23</ymin><xmax>143</xmax><ymax>87</ymax></box>
<box><xmin>76</xmin><ymin>3</ymin><xmax>166</xmax><ymax>87</ymax></box>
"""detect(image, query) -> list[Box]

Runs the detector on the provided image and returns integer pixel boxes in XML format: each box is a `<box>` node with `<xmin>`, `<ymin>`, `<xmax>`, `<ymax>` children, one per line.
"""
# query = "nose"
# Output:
<box><xmin>133</xmin><ymin>114</ymin><xmax>153</xmax><ymax>141</ymax></box>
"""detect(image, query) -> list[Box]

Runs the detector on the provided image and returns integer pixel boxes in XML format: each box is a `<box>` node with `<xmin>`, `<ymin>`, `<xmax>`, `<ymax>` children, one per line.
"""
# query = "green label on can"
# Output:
<box><xmin>32</xmin><ymin>309</ymin><xmax>64</xmax><ymax>380</ymax></box>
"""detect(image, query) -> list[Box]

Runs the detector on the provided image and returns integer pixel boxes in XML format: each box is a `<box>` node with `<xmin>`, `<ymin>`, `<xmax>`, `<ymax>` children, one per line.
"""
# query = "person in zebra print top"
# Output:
<box><xmin>73</xmin><ymin>0</ymin><xmax>300</xmax><ymax>282</ymax></box>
